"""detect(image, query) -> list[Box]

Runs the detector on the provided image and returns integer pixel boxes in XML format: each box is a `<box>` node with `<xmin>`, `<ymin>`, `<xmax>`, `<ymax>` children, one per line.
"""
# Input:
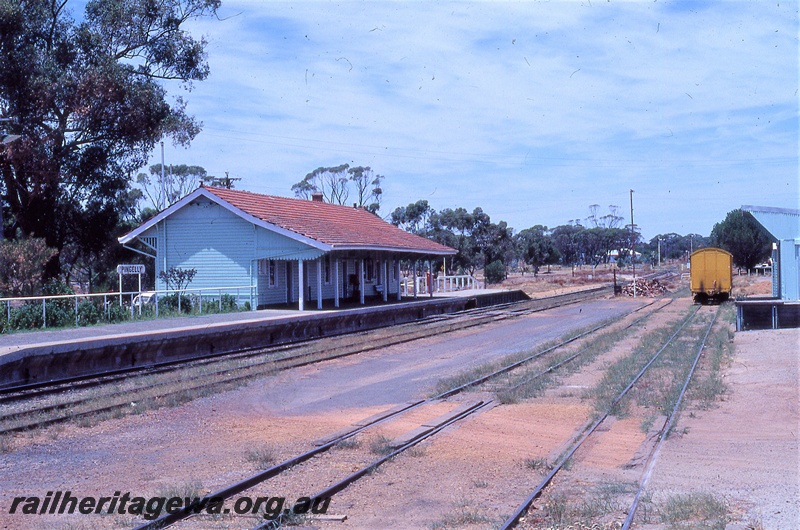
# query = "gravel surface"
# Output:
<box><xmin>647</xmin><ymin>327</ymin><xmax>799</xmax><ymax>529</ymax></box>
<box><xmin>1</xmin><ymin>293</ymin><xmax>794</xmax><ymax>530</ymax></box>
<box><xmin>0</xmin><ymin>297</ymin><xmax>640</xmax><ymax>529</ymax></box>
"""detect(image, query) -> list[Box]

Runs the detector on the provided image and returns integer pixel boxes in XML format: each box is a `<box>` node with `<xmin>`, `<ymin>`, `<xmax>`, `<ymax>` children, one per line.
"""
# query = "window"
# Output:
<box><xmin>269</xmin><ymin>260</ymin><xmax>276</xmax><ymax>287</ymax></box>
<box><xmin>259</xmin><ymin>259</ymin><xmax>277</xmax><ymax>288</ymax></box>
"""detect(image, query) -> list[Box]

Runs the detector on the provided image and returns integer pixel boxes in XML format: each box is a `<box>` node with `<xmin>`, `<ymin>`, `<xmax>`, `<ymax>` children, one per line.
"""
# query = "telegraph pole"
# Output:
<box><xmin>160</xmin><ymin>141</ymin><xmax>166</xmax><ymax>210</ymax></box>
<box><xmin>630</xmin><ymin>189</ymin><xmax>635</xmax><ymax>298</ymax></box>
<box><xmin>658</xmin><ymin>238</ymin><xmax>662</xmax><ymax>268</ymax></box>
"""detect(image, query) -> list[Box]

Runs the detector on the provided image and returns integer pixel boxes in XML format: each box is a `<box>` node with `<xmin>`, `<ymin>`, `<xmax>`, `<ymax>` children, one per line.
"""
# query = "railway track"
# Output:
<box><xmin>0</xmin><ymin>287</ymin><xmax>613</xmax><ymax>436</ymax></box>
<box><xmin>128</xmin><ymin>296</ymin><xmax>673</xmax><ymax>530</ymax></box>
<box><xmin>500</xmin><ymin>303</ymin><xmax>722</xmax><ymax>529</ymax></box>
<box><xmin>2</xmin><ymin>287</ymin><xmax>695</xmax><ymax>530</ymax></box>
<box><xmin>0</xmin><ymin>287</ymin><xmax>607</xmax><ymax>401</ymax></box>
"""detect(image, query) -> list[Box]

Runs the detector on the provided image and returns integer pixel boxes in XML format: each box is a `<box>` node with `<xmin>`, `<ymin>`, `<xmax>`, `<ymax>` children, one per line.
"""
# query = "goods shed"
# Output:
<box><xmin>743</xmin><ymin>205</ymin><xmax>799</xmax><ymax>301</ymax></box>
<box><xmin>736</xmin><ymin>205</ymin><xmax>800</xmax><ymax>330</ymax></box>
<box><xmin>119</xmin><ymin>186</ymin><xmax>456</xmax><ymax>310</ymax></box>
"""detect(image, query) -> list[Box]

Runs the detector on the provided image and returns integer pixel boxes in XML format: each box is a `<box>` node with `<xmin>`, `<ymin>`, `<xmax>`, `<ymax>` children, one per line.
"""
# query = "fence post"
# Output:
<box><xmin>104</xmin><ymin>295</ymin><xmax>108</xmax><ymax>320</ymax></box>
<box><xmin>130</xmin><ymin>293</ymin><xmax>134</xmax><ymax>319</ymax></box>
<box><xmin>75</xmin><ymin>296</ymin><xmax>79</xmax><ymax>326</ymax></box>
<box><xmin>7</xmin><ymin>300</ymin><xmax>10</xmax><ymax>322</ymax></box>
<box><xmin>237</xmin><ymin>288</ymin><xmax>241</xmax><ymax>309</ymax></box>
<box><xmin>219</xmin><ymin>289</ymin><xmax>222</xmax><ymax>312</ymax></box>
<box><xmin>155</xmin><ymin>291</ymin><xmax>159</xmax><ymax>318</ymax></box>
<box><xmin>42</xmin><ymin>299</ymin><xmax>46</xmax><ymax>328</ymax></box>
<box><xmin>178</xmin><ymin>291</ymin><xmax>181</xmax><ymax>313</ymax></box>
<box><xmin>199</xmin><ymin>290</ymin><xmax>202</xmax><ymax>314</ymax></box>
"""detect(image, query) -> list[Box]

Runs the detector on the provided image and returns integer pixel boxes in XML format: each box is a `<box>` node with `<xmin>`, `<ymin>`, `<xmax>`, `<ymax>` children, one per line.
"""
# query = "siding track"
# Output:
<box><xmin>500</xmin><ymin>304</ymin><xmax>721</xmax><ymax>529</ymax></box>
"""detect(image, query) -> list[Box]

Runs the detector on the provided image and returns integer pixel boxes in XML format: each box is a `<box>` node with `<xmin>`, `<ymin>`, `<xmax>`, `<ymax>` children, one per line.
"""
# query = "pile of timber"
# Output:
<box><xmin>622</xmin><ymin>278</ymin><xmax>668</xmax><ymax>297</ymax></box>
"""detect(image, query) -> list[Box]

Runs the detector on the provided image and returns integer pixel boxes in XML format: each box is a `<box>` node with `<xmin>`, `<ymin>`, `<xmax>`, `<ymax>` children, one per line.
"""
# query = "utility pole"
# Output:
<box><xmin>657</xmin><ymin>238</ymin><xmax>662</xmax><ymax>268</ymax></box>
<box><xmin>630</xmin><ymin>189</ymin><xmax>635</xmax><ymax>298</ymax></box>
<box><xmin>160</xmin><ymin>141</ymin><xmax>166</xmax><ymax>210</ymax></box>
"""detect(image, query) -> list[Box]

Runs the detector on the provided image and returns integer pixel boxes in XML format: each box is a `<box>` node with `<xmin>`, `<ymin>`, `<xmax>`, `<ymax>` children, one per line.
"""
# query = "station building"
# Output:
<box><xmin>736</xmin><ymin>205</ymin><xmax>800</xmax><ymax>330</ymax></box>
<box><xmin>119</xmin><ymin>186</ymin><xmax>456</xmax><ymax>310</ymax></box>
<box><xmin>743</xmin><ymin>205</ymin><xmax>800</xmax><ymax>301</ymax></box>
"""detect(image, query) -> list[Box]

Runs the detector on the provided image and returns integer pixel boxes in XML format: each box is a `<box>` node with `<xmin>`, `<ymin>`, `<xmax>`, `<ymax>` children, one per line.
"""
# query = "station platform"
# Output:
<box><xmin>735</xmin><ymin>298</ymin><xmax>800</xmax><ymax>331</ymax></box>
<box><xmin>0</xmin><ymin>289</ymin><xmax>508</xmax><ymax>356</ymax></box>
<box><xmin>0</xmin><ymin>288</ymin><xmax>533</xmax><ymax>387</ymax></box>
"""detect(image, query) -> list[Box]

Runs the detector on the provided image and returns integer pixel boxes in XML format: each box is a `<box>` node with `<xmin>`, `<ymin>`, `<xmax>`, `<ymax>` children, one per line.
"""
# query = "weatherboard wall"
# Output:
<box><xmin>161</xmin><ymin>200</ymin><xmax>253</xmax><ymax>292</ymax></box>
<box><xmin>152</xmin><ymin>198</ymin><xmax>323</xmax><ymax>296</ymax></box>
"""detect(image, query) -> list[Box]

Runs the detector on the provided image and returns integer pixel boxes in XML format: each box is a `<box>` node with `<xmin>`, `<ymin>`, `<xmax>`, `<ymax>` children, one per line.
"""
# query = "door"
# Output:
<box><xmin>285</xmin><ymin>261</ymin><xmax>293</xmax><ymax>303</ymax></box>
<box><xmin>341</xmin><ymin>260</ymin><xmax>348</xmax><ymax>298</ymax></box>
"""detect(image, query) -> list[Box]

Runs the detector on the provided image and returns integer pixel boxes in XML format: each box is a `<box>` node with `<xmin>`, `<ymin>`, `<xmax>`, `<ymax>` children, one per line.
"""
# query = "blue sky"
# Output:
<box><xmin>151</xmin><ymin>1</ymin><xmax>798</xmax><ymax>240</ymax></box>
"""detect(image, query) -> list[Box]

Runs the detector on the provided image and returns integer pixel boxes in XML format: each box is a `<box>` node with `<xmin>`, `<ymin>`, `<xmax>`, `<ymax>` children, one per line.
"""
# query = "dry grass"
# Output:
<box><xmin>368</xmin><ymin>434</ymin><xmax>394</xmax><ymax>456</ymax></box>
<box><xmin>429</xmin><ymin>499</ymin><xmax>494</xmax><ymax>529</ymax></box>
<box><xmin>245</xmin><ymin>444</ymin><xmax>277</xmax><ymax>468</ymax></box>
<box><xmin>659</xmin><ymin>491</ymin><xmax>730</xmax><ymax>529</ymax></box>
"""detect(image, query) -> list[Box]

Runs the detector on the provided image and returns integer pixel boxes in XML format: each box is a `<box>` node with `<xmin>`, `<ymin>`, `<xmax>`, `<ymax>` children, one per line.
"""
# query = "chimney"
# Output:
<box><xmin>311</xmin><ymin>192</ymin><xmax>324</xmax><ymax>203</ymax></box>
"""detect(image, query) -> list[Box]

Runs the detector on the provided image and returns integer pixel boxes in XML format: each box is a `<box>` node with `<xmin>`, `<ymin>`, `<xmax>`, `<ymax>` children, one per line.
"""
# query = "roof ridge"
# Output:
<box><xmin>205</xmin><ymin>186</ymin><xmax>376</xmax><ymax>212</ymax></box>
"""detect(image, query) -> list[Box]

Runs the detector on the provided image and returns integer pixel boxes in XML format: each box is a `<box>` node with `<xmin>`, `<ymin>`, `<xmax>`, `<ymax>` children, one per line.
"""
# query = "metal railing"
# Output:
<box><xmin>0</xmin><ymin>285</ymin><xmax>256</xmax><ymax>331</ymax></box>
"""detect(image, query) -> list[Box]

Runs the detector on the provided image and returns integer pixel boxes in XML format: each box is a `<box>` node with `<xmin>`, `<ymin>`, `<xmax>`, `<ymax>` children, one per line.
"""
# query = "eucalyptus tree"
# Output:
<box><xmin>516</xmin><ymin>225</ymin><xmax>559</xmax><ymax>275</ymax></box>
<box><xmin>0</xmin><ymin>0</ymin><xmax>220</xmax><ymax>275</ymax></box>
<box><xmin>390</xmin><ymin>200</ymin><xmax>434</xmax><ymax>235</ymax></box>
<box><xmin>137</xmin><ymin>164</ymin><xmax>208</xmax><ymax>211</ymax></box>
<box><xmin>292</xmin><ymin>164</ymin><xmax>351</xmax><ymax>205</ymax></box>
<box><xmin>292</xmin><ymin>164</ymin><xmax>385</xmax><ymax>213</ymax></box>
<box><xmin>710</xmin><ymin>209</ymin><xmax>772</xmax><ymax>269</ymax></box>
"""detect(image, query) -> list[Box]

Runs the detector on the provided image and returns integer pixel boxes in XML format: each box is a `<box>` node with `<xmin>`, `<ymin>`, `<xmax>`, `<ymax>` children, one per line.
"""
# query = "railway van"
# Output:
<box><xmin>690</xmin><ymin>248</ymin><xmax>733</xmax><ymax>303</ymax></box>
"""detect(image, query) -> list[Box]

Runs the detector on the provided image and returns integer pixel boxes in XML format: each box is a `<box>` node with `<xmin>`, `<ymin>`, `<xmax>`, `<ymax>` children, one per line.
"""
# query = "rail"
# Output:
<box><xmin>499</xmin><ymin>304</ymin><xmax>706</xmax><ymax>529</ymax></box>
<box><xmin>621</xmin><ymin>305</ymin><xmax>721</xmax><ymax>529</ymax></box>
<box><xmin>120</xmin><ymin>296</ymin><xmax>661</xmax><ymax>530</ymax></box>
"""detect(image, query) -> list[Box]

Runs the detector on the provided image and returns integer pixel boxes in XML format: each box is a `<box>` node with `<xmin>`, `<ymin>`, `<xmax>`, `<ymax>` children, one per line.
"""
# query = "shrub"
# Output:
<box><xmin>106</xmin><ymin>303</ymin><xmax>131</xmax><ymax>323</ymax></box>
<box><xmin>484</xmin><ymin>260</ymin><xmax>507</xmax><ymax>284</ymax></box>
<box><xmin>77</xmin><ymin>299</ymin><xmax>102</xmax><ymax>326</ymax></box>
<box><xmin>199</xmin><ymin>293</ymin><xmax>242</xmax><ymax>314</ymax></box>
<box><xmin>42</xmin><ymin>279</ymin><xmax>73</xmax><ymax>296</ymax></box>
<box><xmin>43</xmin><ymin>301</ymin><xmax>74</xmax><ymax>327</ymax></box>
<box><xmin>9</xmin><ymin>303</ymin><xmax>44</xmax><ymax>330</ymax></box>
<box><xmin>162</xmin><ymin>293</ymin><xmax>193</xmax><ymax>314</ymax></box>
<box><xmin>221</xmin><ymin>293</ymin><xmax>239</xmax><ymax>311</ymax></box>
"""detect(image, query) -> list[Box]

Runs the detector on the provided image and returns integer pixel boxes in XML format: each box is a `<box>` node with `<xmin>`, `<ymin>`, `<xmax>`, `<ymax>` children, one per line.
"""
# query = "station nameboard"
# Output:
<box><xmin>117</xmin><ymin>264</ymin><xmax>145</xmax><ymax>275</ymax></box>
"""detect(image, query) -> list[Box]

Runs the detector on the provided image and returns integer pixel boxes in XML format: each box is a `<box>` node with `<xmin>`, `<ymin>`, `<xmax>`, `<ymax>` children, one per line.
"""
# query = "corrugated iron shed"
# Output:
<box><xmin>742</xmin><ymin>205</ymin><xmax>800</xmax><ymax>300</ymax></box>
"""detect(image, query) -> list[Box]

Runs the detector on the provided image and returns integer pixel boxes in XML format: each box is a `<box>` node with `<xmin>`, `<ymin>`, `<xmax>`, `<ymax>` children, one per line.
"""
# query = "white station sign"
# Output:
<box><xmin>117</xmin><ymin>264</ymin><xmax>146</xmax><ymax>275</ymax></box>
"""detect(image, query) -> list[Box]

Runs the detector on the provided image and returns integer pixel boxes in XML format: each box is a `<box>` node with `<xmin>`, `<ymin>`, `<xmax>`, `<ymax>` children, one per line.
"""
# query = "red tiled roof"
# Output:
<box><xmin>204</xmin><ymin>186</ymin><xmax>456</xmax><ymax>255</ymax></box>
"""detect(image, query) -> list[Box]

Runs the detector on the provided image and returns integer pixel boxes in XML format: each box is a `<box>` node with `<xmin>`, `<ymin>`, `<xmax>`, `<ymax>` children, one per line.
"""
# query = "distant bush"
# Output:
<box><xmin>484</xmin><ymin>260</ymin><xmax>507</xmax><ymax>284</ymax></box>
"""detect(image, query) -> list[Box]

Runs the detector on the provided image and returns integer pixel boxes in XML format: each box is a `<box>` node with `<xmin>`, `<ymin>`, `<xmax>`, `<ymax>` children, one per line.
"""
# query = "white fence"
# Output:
<box><xmin>400</xmin><ymin>274</ymin><xmax>482</xmax><ymax>296</ymax></box>
<box><xmin>436</xmin><ymin>274</ymin><xmax>482</xmax><ymax>292</ymax></box>
<box><xmin>1</xmin><ymin>285</ymin><xmax>255</xmax><ymax>330</ymax></box>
